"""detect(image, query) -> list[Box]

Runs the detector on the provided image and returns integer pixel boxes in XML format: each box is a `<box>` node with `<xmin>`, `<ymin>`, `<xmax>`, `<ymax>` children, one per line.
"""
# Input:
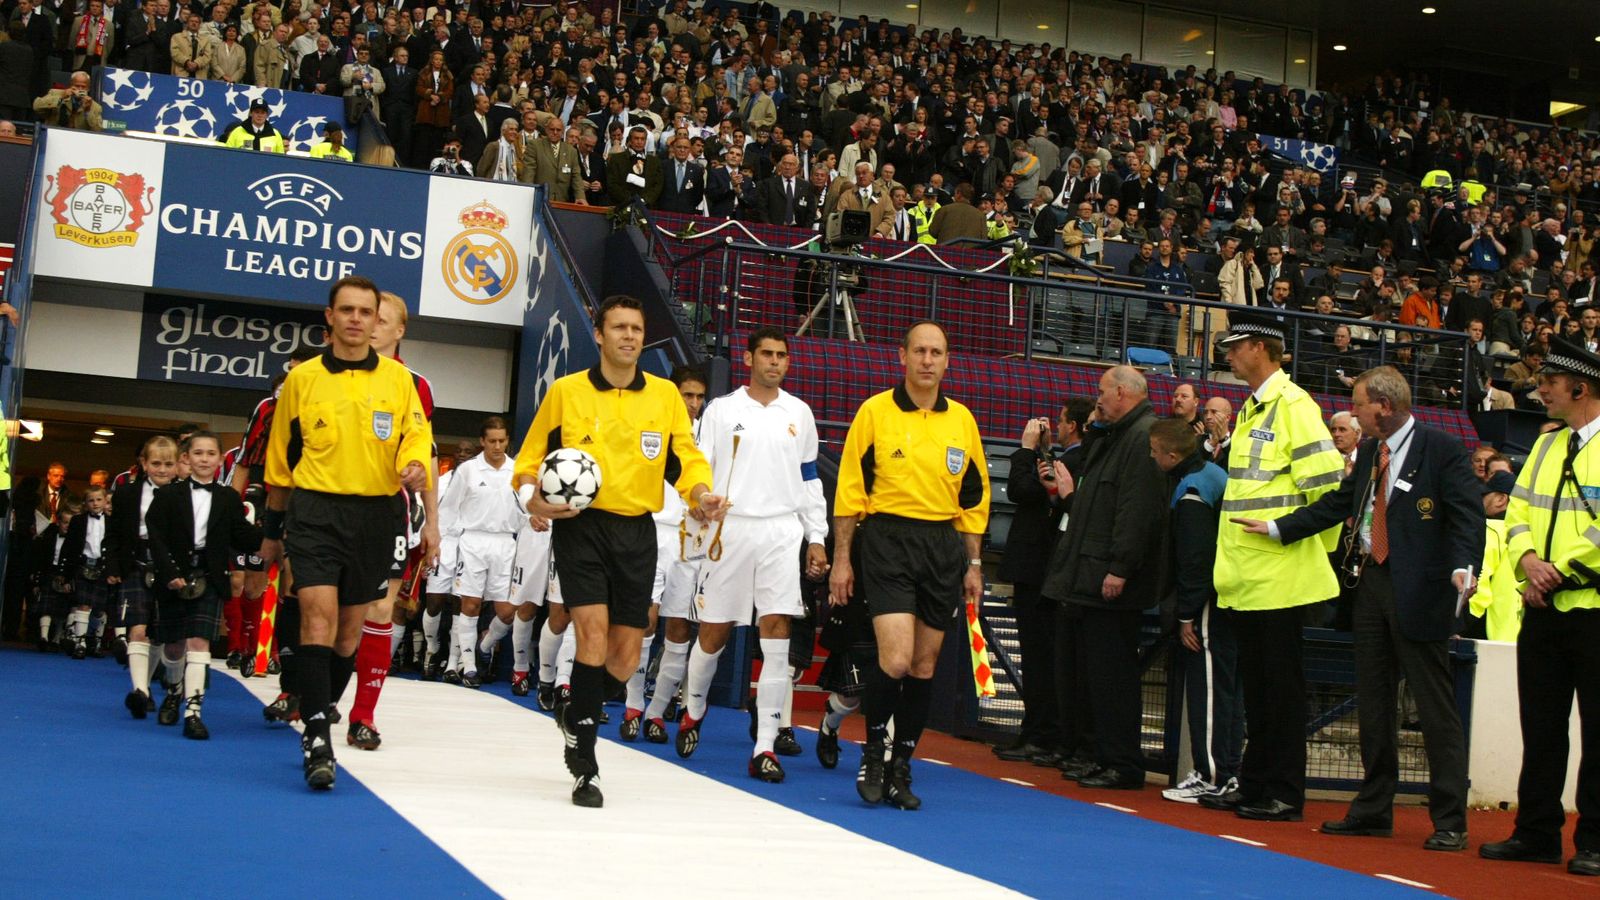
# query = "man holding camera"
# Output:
<box><xmin>32</xmin><ymin>71</ymin><xmax>103</xmax><ymax>132</ymax></box>
<box><xmin>430</xmin><ymin>137</ymin><xmax>473</xmax><ymax>176</ymax></box>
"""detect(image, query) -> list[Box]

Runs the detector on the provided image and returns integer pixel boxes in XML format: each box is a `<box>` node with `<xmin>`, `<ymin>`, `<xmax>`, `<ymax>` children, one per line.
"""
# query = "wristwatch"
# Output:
<box><xmin>968</xmin><ymin>558</ymin><xmax>983</xmax><ymax>568</ymax></box>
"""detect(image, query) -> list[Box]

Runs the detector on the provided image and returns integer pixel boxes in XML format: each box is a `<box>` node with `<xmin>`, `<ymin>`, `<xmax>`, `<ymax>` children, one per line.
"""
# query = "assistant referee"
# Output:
<box><xmin>513</xmin><ymin>294</ymin><xmax>721</xmax><ymax>809</ymax></box>
<box><xmin>261</xmin><ymin>275</ymin><xmax>433</xmax><ymax>791</ymax></box>
<box><xmin>829</xmin><ymin>319</ymin><xmax>991</xmax><ymax>811</ymax></box>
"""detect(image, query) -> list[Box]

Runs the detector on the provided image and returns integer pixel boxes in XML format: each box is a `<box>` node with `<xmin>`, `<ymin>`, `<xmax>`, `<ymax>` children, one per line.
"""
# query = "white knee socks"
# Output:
<box><xmin>754</xmin><ymin>639</ymin><xmax>789</xmax><ymax>755</ymax></box>
<box><xmin>682</xmin><ymin>642</ymin><xmax>723</xmax><ymax>722</ymax></box>
<box><xmin>645</xmin><ymin>638</ymin><xmax>691</xmax><ymax>719</ymax></box>
<box><xmin>512</xmin><ymin>616</ymin><xmax>534</xmax><ymax>675</ymax></box>
<box><xmin>625</xmin><ymin>634</ymin><xmax>655</xmax><ymax>711</ymax></box>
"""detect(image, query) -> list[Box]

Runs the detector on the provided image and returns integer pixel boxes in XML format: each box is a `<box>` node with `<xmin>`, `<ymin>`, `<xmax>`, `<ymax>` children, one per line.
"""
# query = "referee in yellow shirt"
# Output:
<box><xmin>261</xmin><ymin>275</ymin><xmax>432</xmax><ymax>790</ymax></box>
<box><xmin>829</xmin><ymin>320</ymin><xmax>991</xmax><ymax>810</ymax></box>
<box><xmin>513</xmin><ymin>294</ymin><xmax>723</xmax><ymax>808</ymax></box>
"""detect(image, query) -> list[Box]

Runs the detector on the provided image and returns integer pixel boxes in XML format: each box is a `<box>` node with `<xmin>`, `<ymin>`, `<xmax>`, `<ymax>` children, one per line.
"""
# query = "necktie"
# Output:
<box><xmin>1371</xmin><ymin>442</ymin><xmax>1390</xmax><ymax>564</ymax></box>
<box><xmin>677</xmin><ymin>162</ymin><xmax>685</xmax><ymax>189</ymax></box>
<box><xmin>785</xmin><ymin>179</ymin><xmax>795</xmax><ymax>224</ymax></box>
<box><xmin>897</xmin><ymin>211</ymin><xmax>906</xmax><ymax>240</ymax></box>
<box><xmin>190</xmin><ymin>34</ymin><xmax>197</xmax><ymax>59</ymax></box>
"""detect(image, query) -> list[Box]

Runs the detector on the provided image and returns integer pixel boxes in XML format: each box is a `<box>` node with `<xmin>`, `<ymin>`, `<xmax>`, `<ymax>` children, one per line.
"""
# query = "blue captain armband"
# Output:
<box><xmin>799</xmin><ymin>461</ymin><xmax>819</xmax><ymax>481</ymax></box>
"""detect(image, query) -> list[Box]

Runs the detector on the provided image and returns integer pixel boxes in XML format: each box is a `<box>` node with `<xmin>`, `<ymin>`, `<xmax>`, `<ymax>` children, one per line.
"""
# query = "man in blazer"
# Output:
<box><xmin>606</xmin><ymin>124</ymin><xmax>663</xmax><ymax>208</ymax></box>
<box><xmin>1236</xmin><ymin>366</ymin><xmax>1481</xmax><ymax>851</ymax></box>
<box><xmin>655</xmin><ymin>133</ymin><xmax>705</xmax><ymax>214</ymax></box>
<box><xmin>749</xmin><ymin>153</ymin><xmax>816</xmax><ymax>228</ymax></box>
<box><xmin>522</xmin><ymin>115</ymin><xmax>586</xmax><ymax>203</ymax></box>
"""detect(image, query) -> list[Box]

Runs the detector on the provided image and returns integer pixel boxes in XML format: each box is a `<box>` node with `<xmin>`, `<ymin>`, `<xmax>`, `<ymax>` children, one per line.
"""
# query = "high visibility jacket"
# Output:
<box><xmin>1215</xmin><ymin>370</ymin><xmax>1345</xmax><ymax>610</ymax></box>
<box><xmin>224</xmin><ymin>122</ymin><xmax>286</xmax><ymax>153</ymax></box>
<box><xmin>908</xmin><ymin>202</ymin><xmax>939</xmax><ymax>244</ymax></box>
<box><xmin>1421</xmin><ymin>169</ymin><xmax>1454</xmax><ymax>190</ymax></box>
<box><xmin>309</xmin><ymin>141</ymin><xmax>353</xmax><ymax>161</ymax></box>
<box><xmin>1473</xmin><ymin>518</ymin><xmax>1522</xmax><ymax>641</ymax></box>
<box><xmin>1505</xmin><ymin>427</ymin><xmax>1600</xmax><ymax>612</ymax></box>
<box><xmin>1461</xmin><ymin>179</ymin><xmax>1487</xmax><ymax>206</ymax></box>
<box><xmin>985</xmin><ymin>215</ymin><xmax>1011</xmax><ymax>240</ymax></box>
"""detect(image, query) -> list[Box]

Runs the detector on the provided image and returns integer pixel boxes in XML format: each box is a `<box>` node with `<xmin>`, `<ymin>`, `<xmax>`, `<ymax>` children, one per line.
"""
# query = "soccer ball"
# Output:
<box><xmin>224</xmin><ymin>85</ymin><xmax>288</xmax><ymax>122</ymax></box>
<box><xmin>284</xmin><ymin>115</ymin><xmax>332</xmax><ymax>153</ymax></box>
<box><xmin>152</xmin><ymin>100</ymin><xmax>218</xmax><ymax>139</ymax></box>
<box><xmin>103</xmin><ymin>69</ymin><xmax>155</xmax><ymax>110</ymax></box>
<box><xmin>1299</xmin><ymin>142</ymin><xmax>1338</xmax><ymax>173</ymax></box>
<box><xmin>539</xmin><ymin>448</ymin><xmax>601</xmax><ymax>511</ymax></box>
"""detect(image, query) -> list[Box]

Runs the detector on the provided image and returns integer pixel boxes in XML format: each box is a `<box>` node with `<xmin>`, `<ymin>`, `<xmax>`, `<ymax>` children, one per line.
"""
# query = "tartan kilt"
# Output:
<box><xmin>152</xmin><ymin>587</ymin><xmax>224</xmax><ymax>644</ymax></box>
<box><xmin>117</xmin><ymin>576</ymin><xmax>154</xmax><ymax>628</ymax></box>
<box><xmin>74</xmin><ymin>576</ymin><xmax>112</xmax><ymax>613</ymax></box>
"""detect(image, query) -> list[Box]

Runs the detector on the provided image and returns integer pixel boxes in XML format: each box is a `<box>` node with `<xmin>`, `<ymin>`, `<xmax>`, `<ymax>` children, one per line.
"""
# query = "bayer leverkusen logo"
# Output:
<box><xmin>45</xmin><ymin>165</ymin><xmax>154</xmax><ymax>248</ymax></box>
<box><xmin>442</xmin><ymin>200</ymin><xmax>519</xmax><ymax>306</ymax></box>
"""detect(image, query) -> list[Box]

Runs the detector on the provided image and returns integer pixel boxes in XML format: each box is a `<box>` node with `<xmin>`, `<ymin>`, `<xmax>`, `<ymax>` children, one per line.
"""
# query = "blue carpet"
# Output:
<box><xmin>458</xmin><ymin>670</ymin><xmax>1431</xmax><ymax>899</ymax></box>
<box><xmin>0</xmin><ymin>649</ymin><xmax>493</xmax><ymax>899</ymax></box>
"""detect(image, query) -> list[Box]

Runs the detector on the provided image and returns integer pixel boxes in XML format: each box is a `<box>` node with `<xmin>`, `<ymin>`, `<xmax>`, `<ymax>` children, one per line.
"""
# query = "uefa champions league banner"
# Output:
<box><xmin>29</xmin><ymin>129</ymin><xmax>534</xmax><ymax>327</ymax></box>
<box><xmin>97</xmin><ymin>67</ymin><xmax>352</xmax><ymax>154</ymax></box>
<box><xmin>1256</xmin><ymin>133</ymin><xmax>1339</xmax><ymax>174</ymax></box>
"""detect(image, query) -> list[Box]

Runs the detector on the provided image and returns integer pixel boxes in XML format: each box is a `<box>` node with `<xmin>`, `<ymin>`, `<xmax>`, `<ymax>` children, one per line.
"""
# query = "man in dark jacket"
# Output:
<box><xmin>995</xmin><ymin>398</ymin><xmax>1091</xmax><ymax>767</ymax></box>
<box><xmin>1040</xmin><ymin>366</ymin><xmax>1168</xmax><ymax>790</ymax></box>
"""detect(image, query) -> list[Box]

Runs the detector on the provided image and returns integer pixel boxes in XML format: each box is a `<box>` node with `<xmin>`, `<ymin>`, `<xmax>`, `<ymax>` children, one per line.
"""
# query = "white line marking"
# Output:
<box><xmin>922</xmin><ymin>758</ymin><xmax>952</xmax><ymax>766</ymax></box>
<box><xmin>1000</xmin><ymin>777</ymin><xmax>1034</xmax><ymax>787</ymax></box>
<box><xmin>796</xmin><ymin>725</ymin><xmax>818</xmax><ymax>732</ymax></box>
<box><xmin>1375</xmin><ymin>874</ymin><xmax>1434</xmax><ymax>890</ymax></box>
<box><xmin>1094</xmin><ymin>802</ymin><xmax>1137</xmax><ymax>813</ymax></box>
<box><xmin>1219</xmin><ymin>834</ymin><xmax>1267</xmax><ymax>847</ymax></box>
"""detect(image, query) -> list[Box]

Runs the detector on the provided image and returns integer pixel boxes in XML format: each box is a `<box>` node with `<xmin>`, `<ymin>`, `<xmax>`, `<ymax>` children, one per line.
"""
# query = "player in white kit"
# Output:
<box><xmin>421</xmin><ymin>440</ymin><xmax>475</xmax><ymax>681</ymax></box>
<box><xmin>438</xmin><ymin>418</ymin><xmax>523</xmax><ymax>688</ymax></box>
<box><xmin>675</xmin><ymin>328</ymin><xmax>829</xmax><ymax>782</ymax></box>
<box><xmin>626</xmin><ymin>367</ymin><xmax>709</xmax><ymax>743</ymax></box>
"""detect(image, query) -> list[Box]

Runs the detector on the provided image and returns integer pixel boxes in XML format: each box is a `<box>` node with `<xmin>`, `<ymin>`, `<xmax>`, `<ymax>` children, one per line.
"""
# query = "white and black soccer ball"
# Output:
<box><xmin>539</xmin><ymin>448</ymin><xmax>601</xmax><ymax>510</ymax></box>
<box><xmin>103</xmin><ymin>69</ymin><xmax>155</xmax><ymax>110</ymax></box>
<box><xmin>152</xmin><ymin>99</ymin><xmax>218</xmax><ymax>139</ymax></box>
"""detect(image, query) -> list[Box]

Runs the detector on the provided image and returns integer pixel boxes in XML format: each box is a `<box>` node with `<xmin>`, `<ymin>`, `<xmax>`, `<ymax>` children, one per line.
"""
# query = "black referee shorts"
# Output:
<box><xmin>859</xmin><ymin>513</ymin><xmax>964</xmax><ymax>629</ymax></box>
<box><xmin>286</xmin><ymin>490</ymin><xmax>401</xmax><ymax>606</ymax></box>
<box><xmin>551</xmin><ymin>508</ymin><xmax>655</xmax><ymax>629</ymax></box>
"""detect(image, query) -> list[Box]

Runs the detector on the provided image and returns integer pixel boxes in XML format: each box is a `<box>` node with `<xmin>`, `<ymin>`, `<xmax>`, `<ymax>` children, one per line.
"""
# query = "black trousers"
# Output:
<box><xmin>1051</xmin><ymin>602</ymin><xmax>1097</xmax><ymax>761</ymax></box>
<box><xmin>1348</xmin><ymin>563</ymin><xmax>1468</xmax><ymax>831</ymax></box>
<box><xmin>1513</xmin><ymin>604</ymin><xmax>1600</xmax><ymax>853</ymax></box>
<box><xmin>1180</xmin><ymin>604</ymin><xmax>1244</xmax><ymax>785</ymax></box>
<box><xmin>1062</xmin><ymin>604</ymin><xmax>1143</xmax><ymax>780</ymax></box>
<box><xmin>1235</xmin><ymin>605</ymin><xmax>1307</xmax><ymax>808</ymax></box>
<box><xmin>1013</xmin><ymin>582</ymin><xmax>1060</xmax><ymax>750</ymax></box>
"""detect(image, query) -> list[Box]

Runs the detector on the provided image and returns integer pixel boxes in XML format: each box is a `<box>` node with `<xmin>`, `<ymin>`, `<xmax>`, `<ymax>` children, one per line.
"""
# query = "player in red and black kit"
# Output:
<box><xmin>340</xmin><ymin>291</ymin><xmax>440</xmax><ymax>750</ymax></box>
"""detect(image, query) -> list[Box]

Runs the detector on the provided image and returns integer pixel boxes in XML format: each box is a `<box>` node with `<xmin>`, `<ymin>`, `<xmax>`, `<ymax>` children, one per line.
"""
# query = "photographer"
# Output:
<box><xmin>32</xmin><ymin>71</ymin><xmax>104</xmax><ymax>132</ymax></box>
<box><xmin>1459</xmin><ymin>205</ymin><xmax>1507</xmax><ymax>274</ymax></box>
<box><xmin>1331</xmin><ymin>173</ymin><xmax>1360</xmax><ymax>243</ymax></box>
<box><xmin>429</xmin><ymin>137</ymin><xmax>474</xmax><ymax>176</ymax></box>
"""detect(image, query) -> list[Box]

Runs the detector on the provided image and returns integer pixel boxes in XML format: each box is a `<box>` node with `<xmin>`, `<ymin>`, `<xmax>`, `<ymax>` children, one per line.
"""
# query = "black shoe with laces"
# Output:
<box><xmin>856</xmin><ymin>743</ymin><xmax>886</xmax><ymax>804</ymax></box>
<box><xmin>112</xmin><ymin>636</ymin><xmax>129</xmax><ymax>667</ymax></box>
<box><xmin>125</xmin><ymin>689</ymin><xmax>150</xmax><ymax>720</ymax></box>
<box><xmin>775</xmin><ymin>727</ymin><xmax>802</xmax><ymax>757</ymax></box>
<box><xmin>265</xmin><ymin>657</ymin><xmax>281</xmax><ymax>676</ymax></box>
<box><xmin>676</xmin><ymin>716</ymin><xmax>702</xmax><ymax>758</ymax></box>
<box><xmin>226</xmin><ymin>651</ymin><xmax>242</xmax><ymax>670</ymax></box>
<box><xmin>302</xmin><ymin>735</ymin><xmax>337</xmax><ymax>791</ymax></box>
<box><xmin>157</xmin><ymin>689</ymin><xmax>182</xmax><ymax>726</ymax></box>
<box><xmin>347</xmin><ymin>720</ymin><xmax>382</xmax><ymax>750</ymax></box>
<box><xmin>241</xmin><ymin>653</ymin><xmax>256</xmax><ymax>677</ymax></box>
<box><xmin>619</xmin><ymin>712</ymin><xmax>642</xmax><ymax>741</ymax></box>
<box><xmin>571</xmin><ymin>774</ymin><xmax>603</xmax><ymax>808</ymax></box>
<box><xmin>71</xmin><ymin>640</ymin><xmax>87</xmax><ymax>660</ymax></box>
<box><xmin>183</xmin><ymin>704</ymin><xmax>209</xmax><ymax>741</ymax></box>
<box><xmin>442</xmin><ymin>668</ymin><xmax>462</xmax><ymax>685</ymax></box>
<box><xmin>536</xmin><ymin>681</ymin><xmax>557</xmax><ymax>710</ymax></box>
<box><xmin>86</xmin><ymin>635</ymin><xmax>104</xmax><ymax>658</ymax></box>
<box><xmin>749</xmin><ymin>751</ymin><xmax>786</xmax><ymax>783</ymax></box>
<box><xmin>422</xmin><ymin>658</ymin><xmax>442</xmax><ymax>682</ymax></box>
<box><xmin>883</xmin><ymin>757</ymin><xmax>920</xmax><ymax>810</ymax></box>
<box><xmin>461</xmin><ymin>670</ymin><xmax>482</xmax><ymax>689</ymax></box>
<box><xmin>645</xmin><ymin>717</ymin><xmax>668</xmax><ymax>743</ymax></box>
<box><xmin>816</xmin><ymin>721</ymin><xmax>841</xmax><ymax>769</ymax></box>
<box><xmin>326</xmin><ymin>705</ymin><xmax>342</xmax><ymax>725</ymax></box>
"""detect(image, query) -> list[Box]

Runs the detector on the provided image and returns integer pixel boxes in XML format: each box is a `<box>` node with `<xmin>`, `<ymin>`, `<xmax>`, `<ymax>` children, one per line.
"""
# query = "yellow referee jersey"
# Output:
<box><xmin>513</xmin><ymin>365</ymin><xmax>712</xmax><ymax>516</ymax></box>
<box><xmin>834</xmin><ymin>384</ymin><xmax>990</xmax><ymax>535</ymax></box>
<box><xmin>265</xmin><ymin>348</ymin><xmax>433</xmax><ymax>495</ymax></box>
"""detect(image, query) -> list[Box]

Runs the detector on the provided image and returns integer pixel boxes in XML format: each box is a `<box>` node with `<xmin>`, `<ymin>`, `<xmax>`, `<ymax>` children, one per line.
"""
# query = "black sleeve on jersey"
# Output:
<box><xmin>959</xmin><ymin>457</ymin><xmax>984</xmax><ymax>509</ymax></box>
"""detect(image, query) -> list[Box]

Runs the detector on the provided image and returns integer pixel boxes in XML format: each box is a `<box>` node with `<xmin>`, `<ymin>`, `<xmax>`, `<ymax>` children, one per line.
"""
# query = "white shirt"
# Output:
<box><xmin>438</xmin><ymin>453</ymin><xmax>522</xmax><ymax>535</ymax></box>
<box><xmin>1574</xmin><ymin>413</ymin><xmax>1600</xmax><ymax>451</ymax></box>
<box><xmin>697</xmin><ymin>386</ymin><xmax>827</xmax><ymax>544</ymax></box>
<box><xmin>1357</xmin><ymin>415</ymin><xmax>1415</xmax><ymax>553</ymax></box>
<box><xmin>433</xmin><ymin>468</ymin><xmax>457</xmax><ymax>536</ymax></box>
<box><xmin>190</xmin><ymin>478</ymin><xmax>216</xmax><ymax>549</ymax></box>
<box><xmin>653</xmin><ymin>415</ymin><xmax>702</xmax><ymax>529</ymax></box>
<box><xmin>84</xmin><ymin>513</ymin><xmax>105</xmax><ymax>560</ymax></box>
<box><xmin>139</xmin><ymin>480</ymin><xmax>157</xmax><ymax>539</ymax></box>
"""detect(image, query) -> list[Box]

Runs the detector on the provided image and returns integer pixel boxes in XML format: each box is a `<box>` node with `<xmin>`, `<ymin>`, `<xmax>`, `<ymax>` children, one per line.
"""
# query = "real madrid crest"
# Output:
<box><xmin>442</xmin><ymin>200</ymin><xmax>520</xmax><ymax>306</ymax></box>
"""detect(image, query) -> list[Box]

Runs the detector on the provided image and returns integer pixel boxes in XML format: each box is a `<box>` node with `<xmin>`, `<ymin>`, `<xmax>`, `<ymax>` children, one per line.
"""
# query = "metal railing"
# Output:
<box><xmin>658</xmin><ymin>237</ymin><xmax>1477</xmax><ymax>411</ymax></box>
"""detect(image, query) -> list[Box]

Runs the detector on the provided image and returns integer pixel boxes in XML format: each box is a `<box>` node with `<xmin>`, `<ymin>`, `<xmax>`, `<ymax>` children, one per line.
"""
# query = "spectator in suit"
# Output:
<box><xmin>607</xmin><ymin>124</ymin><xmax>663</xmax><ymax>208</ymax></box>
<box><xmin>749</xmin><ymin>153</ymin><xmax>814</xmax><ymax>228</ymax></box>
<box><xmin>477</xmin><ymin>117</ymin><xmax>524</xmax><ymax>181</ymax></box>
<box><xmin>655</xmin><ymin>134</ymin><xmax>705</xmax><ymax>213</ymax></box>
<box><xmin>1026</xmin><ymin>186</ymin><xmax>1064</xmax><ymax>249</ymax></box>
<box><xmin>928</xmin><ymin>182</ymin><xmax>986</xmax><ymax>245</ymax></box>
<box><xmin>453</xmin><ymin>92</ymin><xmax>493</xmax><ymax>169</ymax></box>
<box><xmin>576</xmin><ymin>127</ymin><xmax>608</xmax><ymax>206</ymax></box>
<box><xmin>380</xmin><ymin>45</ymin><xmax>417</xmax><ymax>163</ymax></box>
<box><xmin>11</xmin><ymin>0</ymin><xmax>53</xmax><ymax>95</ymax></box>
<box><xmin>454</xmin><ymin>63</ymin><xmax>490</xmax><ymax>113</ymax></box>
<box><xmin>211</xmin><ymin>25</ymin><xmax>247</xmax><ymax>85</ymax></box>
<box><xmin>68</xmin><ymin>0</ymin><xmax>114</xmax><ymax>71</ymax></box>
<box><xmin>1262</xmin><ymin>205</ymin><xmax>1308</xmax><ymax>258</ymax></box>
<box><xmin>340</xmin><ymin>44</ymin><xmax>385</xmax><ymax>123</ymax></box>
<box><xmin>412</xmin><ymin>48</ymin><xmax>453</xmax><ymax>167</ymax></box>
<box><xmin>523</xmin><ymin>115</ymin><xmax>586</xmax><ymax>204</ymax></box>
<box><xmin>0</xmin><ymin>22</ymin><xmax>35</xmax><ymax>122</ymax></box>
<box><xmin>704</xmin><ymin>145</ymin><xmax>750</xmax><ymax>219</ymax></box>
<box><xmin>824</xmin><ymin>160</ymin><xmax>893</xmax><ymax>238</ymax></box>
<box><xmin>120</xmin><ymin>0</ymin><xmax>163</xmax><ymax>74</ymax></box>
<box><xmin>169</xmin><ymin>11</ymin><xmax>211</xmax><ymax>79</ymax></box>
<box><xmin>1260</xmin><ymin>245</ymin><xmax>1304</xmax><ymax>304</ymax></box>
<box><xmin>299</xmin><ymin>34</ymin><xmax>341</xmax><ymax>94</ymax></box>
<box><xmin>738</xmin><ymin>74</ymin><xmax>776</xmax><ymax>131</ymax></box>
<box><xmin>252</xmin><ymin>22</ymin><xmax>291</xmax><ymax>90</ymax></box>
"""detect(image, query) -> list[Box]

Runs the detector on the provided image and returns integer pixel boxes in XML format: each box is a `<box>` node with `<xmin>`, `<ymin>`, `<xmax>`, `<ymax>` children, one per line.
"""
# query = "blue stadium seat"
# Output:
<box><xmin>1127</xmin><ymin>347</ymin><xmax>1174</xmax><ymax>374</ymax></box>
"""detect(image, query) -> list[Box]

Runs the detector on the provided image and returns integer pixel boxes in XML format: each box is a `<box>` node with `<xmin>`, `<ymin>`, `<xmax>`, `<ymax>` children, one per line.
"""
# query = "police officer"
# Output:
<box><xmin>1202</xmin><ymin>311</ymin><xmax>1346</xmax><ymax>822</ymax></box>
<box><xmin>906</xmin><ymin>188</ymin><xmax>940</xmax><ymax>245</ymax></box>
<box><xmin>830</xmin><ymin>320</ymin><xmax>991</xmax><ymax>810</ymax></box>
<box><xmin>1480</xmin><ymin>335</ymin><xmax>1600</xmax><ymax>877</ymax></box>
<box><xmin>224</xmin><ymin>98</ymin><xmax>287</xmax><ymax>153</ymax></box>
